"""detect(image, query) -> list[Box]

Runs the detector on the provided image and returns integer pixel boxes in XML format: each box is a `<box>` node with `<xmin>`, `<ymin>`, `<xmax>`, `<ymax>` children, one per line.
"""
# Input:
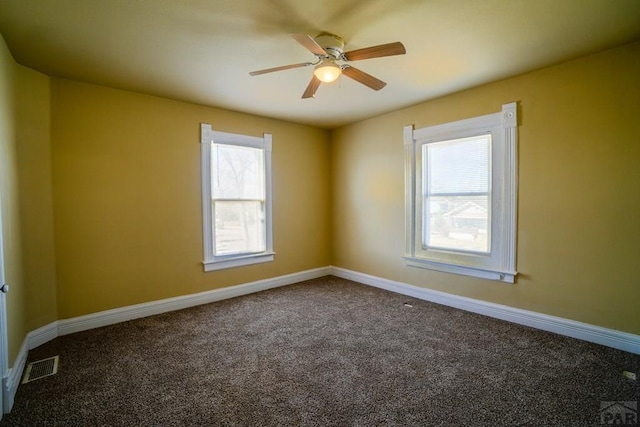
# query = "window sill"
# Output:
<box><xmin>404</xmin><ymin>256</ymin><xmax>516</xmax><ymax>284</ymax></box>
<box><xmin>203</xmin><ymin>252</ymin><xmax>275</xmax><ymax>272</ymax></box>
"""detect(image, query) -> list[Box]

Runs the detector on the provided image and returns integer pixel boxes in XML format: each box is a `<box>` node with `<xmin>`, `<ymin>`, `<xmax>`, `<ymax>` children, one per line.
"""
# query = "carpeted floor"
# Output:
<box><xmin>1</xmin><ymin>276</ymin><xmax>638</xmax><ymax>426</ymax></box>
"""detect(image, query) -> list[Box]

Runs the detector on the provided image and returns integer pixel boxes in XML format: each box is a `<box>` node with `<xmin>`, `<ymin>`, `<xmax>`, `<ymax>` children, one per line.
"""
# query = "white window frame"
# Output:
<box><xmin>200</xmin><ymin>123</ymin><xmax>274</xmax><ymax>271</ymax></box>
<box><xmin>404</xmin><ymin>102</ymin><xmax>518</xmax><ymax>283</ymax></box>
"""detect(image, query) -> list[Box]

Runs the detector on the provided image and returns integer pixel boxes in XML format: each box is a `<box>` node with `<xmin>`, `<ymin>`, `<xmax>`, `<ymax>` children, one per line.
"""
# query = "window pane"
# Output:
<box><xmin>426</xmin><ymin>135</ymin><xmax>490</xmax><ymax>195</ymax></box>
<box><xmin>423</xmin><ymin>134</ymin><xmax>491</xmax><ymax>254</ymax></box>
<box><xmin>213</xmin><ymin>201</ymin><xmax>265</xmax><ymax>256</ymax></box>
<box><xmin>212</xmin><ymin>144</ymin><xmax>264</xmax><ymax>199</ymax></box>
<box><xmin>425</xmin><ymin>195</ymin><xmax>489</xmax><ymax>253</ymax></box>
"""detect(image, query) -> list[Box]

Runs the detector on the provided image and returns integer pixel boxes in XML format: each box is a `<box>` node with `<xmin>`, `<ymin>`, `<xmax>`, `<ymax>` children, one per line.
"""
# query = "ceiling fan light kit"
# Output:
<box><xmin>250</xmin><ymin>32</ymin><xmax>406</xmax><ymax>99</ymax></box>
<box><xmin>313</xmin><ymin>59</ymin><xmax>341</xmax><ymax>83</ymax></box>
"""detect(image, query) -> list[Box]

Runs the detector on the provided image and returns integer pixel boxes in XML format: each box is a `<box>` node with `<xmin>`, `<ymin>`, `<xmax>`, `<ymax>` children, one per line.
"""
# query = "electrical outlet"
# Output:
<box><xmin>622</xmin><ymin>371</ymin><xmax>636</xmax><ymax>380</ymax></box>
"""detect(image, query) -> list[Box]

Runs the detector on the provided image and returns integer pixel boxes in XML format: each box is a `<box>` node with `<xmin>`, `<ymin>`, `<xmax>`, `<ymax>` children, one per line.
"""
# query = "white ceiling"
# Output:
<box><xmin>1</xmin><ymin>0</ymin><xmax>639</xmax><ymax>129</ymax></box>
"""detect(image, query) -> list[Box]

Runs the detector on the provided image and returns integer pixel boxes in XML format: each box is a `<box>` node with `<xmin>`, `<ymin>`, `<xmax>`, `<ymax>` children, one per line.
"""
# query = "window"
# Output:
<box><xmin>200</xmin><ymin>124</ymin><xmax>274</xmax><ymax>271</ymax></box>
<box><xmin>404</xmin><ymin>102</ymin><xmax>518</xmax><ymax>283</ymax></box>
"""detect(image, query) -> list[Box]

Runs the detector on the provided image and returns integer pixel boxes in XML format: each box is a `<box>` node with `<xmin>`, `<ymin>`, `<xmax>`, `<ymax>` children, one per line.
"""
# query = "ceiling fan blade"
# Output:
<box><xmin>341</xmin><ymin>66</ymin><xmax>387</xmax><ymax>91</ymax></box>
<box><xmin>343</xmin><ymin>41</ymin><xmax>406</xmax><ymax>61</ymax></box>
<box><xmin>290</xmin><ymin>33</ymin><xmax>328</xmax><ymax>56</ymax></box>
<box><xmin>249</xmin><ymin>62</ymin><xmax>313</xmax><ymax>76</ymax></box>
<box><xmin>302</xmin><ymin>75</ymin><xmax>322</xmax><ymax>99</ymax></box>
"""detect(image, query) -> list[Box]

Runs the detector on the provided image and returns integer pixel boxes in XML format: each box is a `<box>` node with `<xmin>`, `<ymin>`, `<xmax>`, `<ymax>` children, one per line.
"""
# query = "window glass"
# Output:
<box><xmin>212</xmin><ymin>144</ymin><xmax>264</xmax><ymax>199</ymax></box>
<box><xmin>423</xmin><ymin>135</ymin><xmax>491</xmax><ymax>253</ymax></box>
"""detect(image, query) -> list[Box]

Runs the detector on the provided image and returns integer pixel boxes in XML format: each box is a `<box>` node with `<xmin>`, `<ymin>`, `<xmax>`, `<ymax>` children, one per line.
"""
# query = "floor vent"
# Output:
<box><xmin>22</xmin><ymin>356</ymin><xmax>59</xmax><ymax>384</ymax></box>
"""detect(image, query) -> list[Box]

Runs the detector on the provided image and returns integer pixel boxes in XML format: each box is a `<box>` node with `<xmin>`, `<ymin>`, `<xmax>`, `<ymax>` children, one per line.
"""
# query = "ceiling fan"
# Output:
<box><xmin>249</xmin><ymin>33</ymin><xmax>406</xmax><ymax>99</ymax></box>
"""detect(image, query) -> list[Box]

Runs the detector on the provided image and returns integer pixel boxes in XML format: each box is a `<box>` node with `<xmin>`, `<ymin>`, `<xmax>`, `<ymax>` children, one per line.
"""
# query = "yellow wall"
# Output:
<box><xmin>0</xmin><ymin>31</ymin><xmax>25</xmax><ymax>365</ymax></box>
<box><xmin>1</xmin><ymin>34</ymin><xmax>57</xmax><ymax>364</ymax></box>
<box><xmin>51</xmin><ymin>79</ymin><xmax>332</xmax><ymax>318</ymax></box>
<box><xmin>332</xmin><ymin>41</ymin><xmax>640</xmax><ymax>334</ymax></box>
<box><xmin>15</xmin><ymin>65</ymin><xmax>58</xmax><ymax>333</ymax></box>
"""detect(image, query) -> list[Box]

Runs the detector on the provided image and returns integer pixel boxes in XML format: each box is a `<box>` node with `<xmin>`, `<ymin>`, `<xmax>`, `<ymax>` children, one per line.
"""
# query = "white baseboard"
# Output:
<box><xmin>58</xmin><ymin>266</ymin><xmax>331</xmax><ymax>336</ymax></box>
<box><xmin>27</xmin><ymin>322</ymin><xmax>59</xmax><ymax>350</ymax></box>
<box><xmin>330</xmin><ymin>266</ymin><xmax>640</xmax><ymax>355</ymax></box>
<box><xmin>3</xmin><ymin>339</ymin><xmax>27</xmax><ymax>414</ymax></box>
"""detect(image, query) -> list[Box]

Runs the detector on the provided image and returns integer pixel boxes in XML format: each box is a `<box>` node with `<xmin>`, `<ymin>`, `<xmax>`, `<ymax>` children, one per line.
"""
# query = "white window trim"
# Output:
<box><xmin>404</xmin><ymin>102</ymin><xmax>518</xmax><ymax>283</ymax></box>
<box><xmin>200</xmin><ymin>123</ymin><xmax>274</xmax><ymax>272</ymax></box>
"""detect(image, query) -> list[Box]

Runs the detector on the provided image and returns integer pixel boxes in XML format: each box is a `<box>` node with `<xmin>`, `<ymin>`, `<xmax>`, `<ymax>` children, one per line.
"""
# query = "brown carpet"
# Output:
<box><xmin>1</xmin><ymin>276</ymin><xmax>638</xmax><ymax>426</ymax></box>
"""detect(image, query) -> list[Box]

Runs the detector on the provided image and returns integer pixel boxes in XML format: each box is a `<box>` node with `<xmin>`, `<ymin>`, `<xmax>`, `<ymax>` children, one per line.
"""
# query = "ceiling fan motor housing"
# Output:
<box><xmin>315</xmin><ymin>33</ymin><xmax>345</xmax><ymax>59</ymax></box>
